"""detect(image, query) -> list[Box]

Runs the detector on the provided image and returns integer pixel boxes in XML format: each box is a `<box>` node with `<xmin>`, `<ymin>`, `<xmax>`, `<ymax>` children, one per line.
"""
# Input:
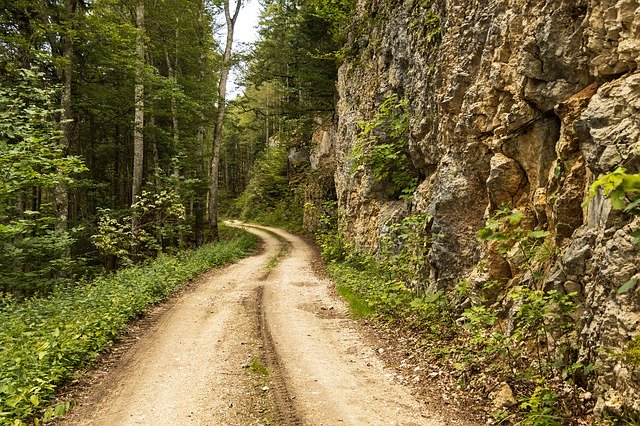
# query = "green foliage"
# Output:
<box><xmin>232</xmin><ymin>143</ymin><xmax>304</xmax><ymax>233</ymax></box>
<box><xmin>625</xmin><ymin>335</ymin><xmax>640</xmax><ymax>367</ymax></box>
<box><xmin>0</xmin><ymin>70</ymin><xmax>87</xmax><ymax>295</ymax></box>
<box><xmin>351</xmin><ymin>94</ymin><xmax>418</xmax><ymax>199</ymax></box>
<box><xmin>459</xmin><ymin>285</ymin><xmax>581</xmax><ymax>424</ymax></box>
<box><xmin>409</xmin><ymin>0</ymin><xmax>441</xmax><ymax>48</ymax></box>
<box><xmin>314</xmin><ymin>201</ymin><xmax>349</xmax><ymax>261</ymax></box>
<box><xmin>586</xmin><ymin>167</ymin><xmax>640</xmax><ymax>211</ymax></box>
<box><xmin>326</xmin><ymin>250</ymin><xmax>451</xmax><ymax>332</ymax></box>
<box><xmin>248</xmin><ymin>0</ymin><xmax>341</xmax><ymax>117</ymax></box>
<box><xmin>618</xmin><ymin>278</ymin><xmax>638</xmax><ymax>294</ymax></box>
<box><xmin>92</xmin><ymin>186</ymin><xmax>187</xmax><ymax>265</ymax></box>
<box><xmin>249</xmin><ymin>356</ymin><xmax>269</xmax><ymax>376</ymax></box>
<box><xmin>586</xmin><ymin>167</ymin><xmax>640</xmax><ymax>245</ymax></box>
<box><xmin>321</xmin><ymin>204</ymin><xmax>584</xmax><ymax>423</ymax></box>
<box><xmin>586</xmin><ymin>168</ymin><xmax>640</xmax><ymax>295</ymax></box>
<box><xmin>519</xmin><ymin>386</ymin><xmax>563</xmax><ymax>426</ymax></box>
<box><xmin>317</xmin><ymin>231</ymin><xmax>349</xmax><ymax>262</ymax></box>
<box><xmin>378</xmin><ymin>213</ymin><xmax>433</xmax><ymax>293</ymax></box>
<box><xmin>478</xmin><ymin>206</ymin><xmax>554</xmax><ymax>280</ymax></box>
<box><xmin>335</xmin><ymin>279</ymin><xmax>374</xmax><ymax>318</ymax></box>
<box><xmin>0</xmin><ymin>226</ymin><xmax>257</xmax><ymax>425</ymax></box>
<box><xmin>306</xmin><ymin>0</ymin><xmax>355</xmax><ymax>43</ymax></box>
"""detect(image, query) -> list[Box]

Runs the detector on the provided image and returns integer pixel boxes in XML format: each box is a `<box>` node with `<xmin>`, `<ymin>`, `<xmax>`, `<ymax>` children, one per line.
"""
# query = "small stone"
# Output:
<box><xmin>378</xmin><ymin>348</ymin><xmax>384</xmax><ymax>354</ymax></box>
<box><xmin>261</xmin><ymin>386</ymin><xmax>269</xmax><ymax>392</ymax></box>
<box><xmin>580</xmin><ymin>391</ymin><xmax>593</xmax><ymax>401</ymax></box>
<box><xmin>490</xmin><ymin>382</ymin><xmax>517</xmax><ymax>409</ymax></box>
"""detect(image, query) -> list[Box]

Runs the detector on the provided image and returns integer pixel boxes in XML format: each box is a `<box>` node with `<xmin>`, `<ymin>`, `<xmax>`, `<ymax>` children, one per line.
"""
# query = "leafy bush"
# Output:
<box><xmin>0</xmin><ymin>226</ymin><xmax>257</xmax><ymax>425</ymax></box>
<box><xmin>378</xmin><ymin>213</ymin><xmax>433</xmax><ymax>293</ymax></box>
<box><xmin>586</xmin><ymin>167</ymin><xmax>640</xmax><ymax>245</ymax></box>
<box><xmin>477</xmin><ymin>206</ymin><xmax>554</xmax><ymax>281</ymax></box>
<box><xmin>351</xmin><ymin>94</ymin><xmax>418</xmax><ymax>199</ymax></box>
<box><xmin>326</xmin><ymin>252</ymin><xmax>451</xmax><ymax>332</ymax></box>
<box><xmin>92</xmin><ymin>186</ymin><xmax>188</xmax><ymax>265</ymax></box>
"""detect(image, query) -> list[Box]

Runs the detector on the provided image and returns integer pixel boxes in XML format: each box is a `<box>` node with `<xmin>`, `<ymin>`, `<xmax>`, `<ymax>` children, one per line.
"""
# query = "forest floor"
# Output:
<box><xmin>56</xmin><ymin>223</ymin><xmax>485</xmax><ymax>425</ymax></box>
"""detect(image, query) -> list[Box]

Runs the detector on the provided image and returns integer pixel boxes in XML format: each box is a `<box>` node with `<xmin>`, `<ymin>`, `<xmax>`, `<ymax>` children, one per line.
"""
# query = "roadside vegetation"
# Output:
<box><xmin>0</xmin><ymin>226</ymin><xmax>257</xmax><ymax>425</ymax></box>
<box><xmin>315</xmin><ymin>203</ymin><xmax>589</xmax><ymax>425</ymax></box>
<box><xmin>315</xmin><ymin>166</ymin><xmax>640</xmax><ymax>426</ymax></box>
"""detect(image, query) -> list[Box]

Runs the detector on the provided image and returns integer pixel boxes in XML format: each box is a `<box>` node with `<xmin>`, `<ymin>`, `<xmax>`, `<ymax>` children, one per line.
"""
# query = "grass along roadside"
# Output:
<box><xmin>0</xmin><ymin>225</ymin><xmax>258</xmax><ymax>426</ymax></box>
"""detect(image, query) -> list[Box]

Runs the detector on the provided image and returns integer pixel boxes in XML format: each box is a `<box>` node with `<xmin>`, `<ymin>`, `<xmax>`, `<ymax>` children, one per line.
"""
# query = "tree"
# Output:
<box><xmin>132</xmin><ymin>0</ymin><xmax>145</xmax><ymax>219</ymax></box>
<box><xmin>208</xmin><ymin>0</ymin><xmax>241</xmax><ymax>242</ymax></box>
<box><xmin>0</xmin><ymin>70</ymin><xmax>87</xmax><ymax>294</ymax></box>
<box><xmin>0</xmin><ymin>0</ymin><xmax>221</xmax><ymax>284</ymax></box>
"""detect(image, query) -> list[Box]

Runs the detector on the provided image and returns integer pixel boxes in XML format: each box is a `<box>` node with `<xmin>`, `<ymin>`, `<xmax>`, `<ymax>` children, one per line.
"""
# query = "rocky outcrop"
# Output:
<box><xmin>325</xmin><ymin>0</ymin><xmax>640</xmax><ymax>417</ymax></box>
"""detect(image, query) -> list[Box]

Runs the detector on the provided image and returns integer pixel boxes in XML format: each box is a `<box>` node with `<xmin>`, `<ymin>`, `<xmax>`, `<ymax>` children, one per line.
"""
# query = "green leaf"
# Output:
<box><xmin>43</xmin><ymin>408</ymin><xmax>53</xmax><ymax>422</ymax></box>
<box><xmin>477</xmin><ymin>227</ymin><xmax>493</xmax><ymax>240</ymax></box>
<box><xmin>528</xmin><ymin>230</ymin><xmax>549</xmax><ymax>239</ymax></box>
<box><xmin>507</xmin><ymin>210</ymin><xmax>523</xmax><ymax>225</ymax></box>
<box><xmin>610</xmin><ymin>188</ymin><xmax>628</xmax><ymax>210</ymax></box>
<box><xmin>30</xmin><ymin>394</ymin><xmax>39</xmax><ymax>406</ymax></box>
<box><xmin>618</xmin><ymin>278</ymin><xmax>638</xmax><ymax>294</ymax></box>
<box><xmin>624</xmin><ymin>196</ymin><xmax>640</xmax><ymax>212</ymax></box>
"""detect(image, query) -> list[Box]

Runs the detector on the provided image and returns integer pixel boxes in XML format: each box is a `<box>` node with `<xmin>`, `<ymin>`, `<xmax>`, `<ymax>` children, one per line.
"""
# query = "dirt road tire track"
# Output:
<box><xmin>58</xmin><ymin>222</ymin><xmax>476</xmax><ymax>425</ymax></box>
<box><xmin>255</xmin><ymin>285</ymin><xmax>301</xmax><ymax>425</ymax></box>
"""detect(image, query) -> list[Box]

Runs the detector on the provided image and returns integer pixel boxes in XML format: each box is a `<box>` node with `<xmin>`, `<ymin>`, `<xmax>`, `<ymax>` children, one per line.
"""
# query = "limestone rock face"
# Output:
<box><xmin>324</xmin><ymin>0</ymin><xmax>640</xmax><ymax>416</ymax></box>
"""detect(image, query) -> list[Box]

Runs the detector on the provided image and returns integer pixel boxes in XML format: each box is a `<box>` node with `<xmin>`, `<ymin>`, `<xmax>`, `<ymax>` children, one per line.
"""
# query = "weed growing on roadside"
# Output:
<box><xmin>477</xmin><ymin>206</ymin><xmax>555</xmax><ymax>281</ymax></box>
<box><xmin>249</xmin><ymin>356</ymin><xmax>269</xmax><ymax>376</ymax></box>
<box><xmin>378</xmin><ymin>213</ymin><xmax>433</xmax><ymax>295</ymax></box>
<box><xmin>518</xmin><ymin>385</ymin><xmax>563</xmax><ymax>426</ymax></box>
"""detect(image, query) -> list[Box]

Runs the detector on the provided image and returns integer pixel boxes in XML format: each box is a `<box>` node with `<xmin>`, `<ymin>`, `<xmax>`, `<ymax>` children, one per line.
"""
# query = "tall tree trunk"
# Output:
<box><xmin>132</xmin><ymin>0</ymin><xmax>145</xmax><ymax>251</ymax></box>
<box><xmin>56</xmin><ymin>0</ymin><xmax>77</xmax><ymax>231</ymax></box>
<box><xmin>165</xmin><ymin>48</ymin><xmax>180</xmax><ymax>152</ymax></box>
<box><xmin>165</xmin><ymin>47</ymin><xmax>185</xmax><ymax>246</ymax></box>
<box><xmin>193</xmin><ymin>3</ymin><xmax>207</xmax><ymax>246</ymax></box>
<box><xmin>207</xmin><ymin>0</ymin><xmax>241</xmax><ymax>242</ymax></box>
<box><xmin>195</xmin><ymin>123</ymin><xmax>205</xmax><ymax>245</ymax></box>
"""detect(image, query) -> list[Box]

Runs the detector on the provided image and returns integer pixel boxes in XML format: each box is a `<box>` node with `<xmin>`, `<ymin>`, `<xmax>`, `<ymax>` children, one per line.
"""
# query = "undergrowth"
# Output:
<box><xmin>318</xmin><ymin>207</ymin><xmax>592</xmax><ymax>425</ymax></box>
<box><xmin>0</xmin><ymin>225</ymin><xmax>258</xmax><ymax>425</ymax></box>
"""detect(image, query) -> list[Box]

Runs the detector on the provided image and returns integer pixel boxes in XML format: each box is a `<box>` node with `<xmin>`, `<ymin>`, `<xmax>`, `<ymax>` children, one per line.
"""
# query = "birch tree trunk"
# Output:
<box><xmin>132</xmin><ymin>1</ymin><xmax>145</xmax><ymax>205</ymax></box>
<box><xmin>132</xmin><ymin>0</ymin><xmax>145</xmax><ymax>251</ymax></box>
<box><xmin>207</xmin><ymin>0</ymin><xmax>241</xmax><ymax>242</ymax></box>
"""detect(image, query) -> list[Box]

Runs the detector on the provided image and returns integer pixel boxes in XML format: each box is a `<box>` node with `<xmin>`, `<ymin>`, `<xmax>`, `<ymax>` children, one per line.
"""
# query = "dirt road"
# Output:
<box><xmin>60</xmin><ymin>223</ymin><xmax>469</xmax><ymax>425</ymax></box>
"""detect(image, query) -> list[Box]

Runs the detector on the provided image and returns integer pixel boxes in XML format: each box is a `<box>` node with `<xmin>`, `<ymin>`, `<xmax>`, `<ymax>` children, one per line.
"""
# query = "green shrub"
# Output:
<box><xmin>0</xmin><ymin>226</ymin><xmax>257</xmax><ymax>425</ymax></box>
<box><xmin>350</xmin><ymin>94</ymin><xmax>418</xmax><ymax>199</ymax></box>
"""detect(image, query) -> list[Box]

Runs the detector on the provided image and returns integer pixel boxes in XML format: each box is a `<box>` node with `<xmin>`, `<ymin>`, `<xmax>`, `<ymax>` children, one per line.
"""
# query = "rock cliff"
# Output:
<box><xmin>322</xmin><ymin>0</ymin><xmax>640</xmax><ymax>418</ymax></box>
